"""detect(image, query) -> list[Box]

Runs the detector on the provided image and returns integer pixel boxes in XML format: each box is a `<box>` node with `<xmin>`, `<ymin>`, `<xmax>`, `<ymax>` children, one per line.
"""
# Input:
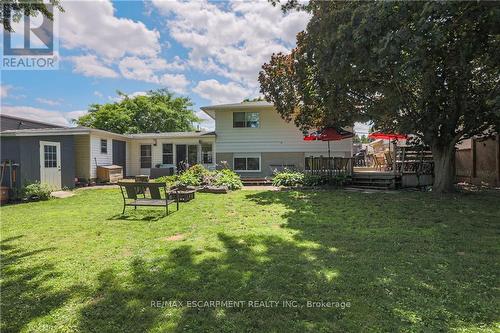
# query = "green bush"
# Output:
<box><xmin>272</xmin><ymin>170</ymin><xmax>304</xmax><ymax>187</ymax></box>
<box><xmin>302</xmin><ymin>174</ymin><xmax>328</xmax><ymax>186</ymax></box>
<box><xmin>21</xmin><ymin>182</ymin><xmax>52</xmax><ymax>201</ymax></box>
<box><xmin>178</xmin><ymin>171</ymin><xmax>202</xmax><ymax>186</ymax></box>
<box><xmin>155</xmin><ymin>165</ymin><xmax>243</xmax><ymax>190</ymax></box>
<box><xmin>213</xmin><ymin>169</ymin><xmax>243</xmax><ymax>190</ymax></box>
<box><xmin>188</xmin><ymin>164</ymin><xmax>210</xmax><ymax>181</ymax></box>
<box><xmin>154</xmin><ymin>175</ymin><xmax>178</xmax><ymax>188</ymax></box>
<box><xmin>176</xmin><ymin>164</ymin><xmax>212</xmax><ymax>187</ymax></box>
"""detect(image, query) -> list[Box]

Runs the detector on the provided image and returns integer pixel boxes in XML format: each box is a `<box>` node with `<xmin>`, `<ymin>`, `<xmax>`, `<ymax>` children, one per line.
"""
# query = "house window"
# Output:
<box><xmin>233</xmin><ymin>112</ymin><xmax>260</xmax><ymax>128</ymax></box>
<box><xmin>100</xmin><ymin>139</ymin><xmax>107</xmax><ymax>154</ymax></box>
<box><xmin>188</xmin><ymin>145</ymin><xmax>198</xmax><ymax>165</ymax></box>
<box><xmin>44</xmin><ymin>145</ymin><xmax>57</xmax><ymax>168</ymax></box>
<box><xmin>162</xmin><ymin>144</ymin><xmax>173</xmax><ymax>164</ymax></box>
<box><xmin>233</xmin><ymin>154</ymin><xmax>261</xmax><ymax>172</ymax></box>
<box><xmin>201</xmin><ymin>144</ymin><xmax>213</xmax><ymax>164</ymax></box>
<box><xmin>140</xmin><ymin>145</ymin><xmax>152</xmax><ymax>168</ymax></box>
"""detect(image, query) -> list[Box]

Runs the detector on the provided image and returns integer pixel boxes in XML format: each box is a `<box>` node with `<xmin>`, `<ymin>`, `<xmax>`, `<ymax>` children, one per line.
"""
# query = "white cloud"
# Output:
<box><xmin>59</xmin><ymin>0</ymin><xmax>160</xmax><ymax>60</ymax></box>
<box><xmin>36</xmin><ymin>98</ymin><xmax>61</xmax><ymax>106</ymax></box>
<box><xmin>0</xmin><ymin>85</ymin><xmax>11</xmax><ymax>98</ymax></box>
<box><xmin>152</xmin><ymin>0</ymin><xmax>310</xmax><ymax>91</ymax></box>
<box><xmin>68</xmin><ymin>55</ymin><xmax>119</xmax><ymax>78</ymax></box>
<box><xmin>193</xmin><ymin>79</ymin><xmax>251</xmax><ymax>105</ymax></box>
<box><xmin>126</xmin><ymin>91</ymin><xmax>148</xmax><ymax>98</ymax></box>
<box><xmin>110</xmin><ymin>91</ymin><xmax>148</xmax><ymax>102</ymax></box>
<box><xmin>1</xmin><ymin>105</ymin><xmax>87</xmax><ymax>127</ymax></box>
<box><xmin>158</xmin><ymin>73</ymin><xmax>190</xmax><ymax>94</ymax></box>
<box><xmin>94</xmin><ymin>91</ymin><xmax>104</xmax><ymax>98</ymax></box>
<box><xmin>118</xmin><ymin>57</ymin><xmax>190</xmax><ymax>94</ymax></box>
<box><xmin>59</xmin><ymin>1</ymin><xmax>193</xmax><ymax>91</ymax></box>
<box><xmin>195</xmin><ymin>110</ymin><xmax>215</xmax><ymax>131</ymax></box>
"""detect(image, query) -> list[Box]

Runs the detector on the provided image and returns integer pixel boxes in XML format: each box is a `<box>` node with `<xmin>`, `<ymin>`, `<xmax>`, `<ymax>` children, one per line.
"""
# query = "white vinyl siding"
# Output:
<box><xmin>127</xmin><ymin>137</ymin><xmax>216</xmax><ymax>176</ymax></box>
<box><xmin>90</xmin><ymin>134</ymin><xmax>114</xmax><ymax>179</ymax></box>
<box><xmin>215</xmin><ymin>108</ymin><xmax>352</xmax><ymax>155</ymax></box>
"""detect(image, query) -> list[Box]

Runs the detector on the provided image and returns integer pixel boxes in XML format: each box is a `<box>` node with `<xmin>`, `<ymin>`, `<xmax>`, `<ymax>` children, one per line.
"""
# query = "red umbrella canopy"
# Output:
<box><xmin>368</xmin><ymin>132</ymin><xmax>408</xmax><ymax>140</ymax></box>
<box><xmin>303</xmin><ymin>127</ymin><xmax>354</xmax><ymax>141</ymax></box>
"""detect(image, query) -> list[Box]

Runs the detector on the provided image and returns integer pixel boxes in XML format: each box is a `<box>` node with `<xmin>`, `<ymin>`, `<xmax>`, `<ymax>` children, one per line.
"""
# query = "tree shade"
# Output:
<box><xmin>260</xmin><ymin>1</ymin><xmax>499</xmax><ymax>192</ymax></box>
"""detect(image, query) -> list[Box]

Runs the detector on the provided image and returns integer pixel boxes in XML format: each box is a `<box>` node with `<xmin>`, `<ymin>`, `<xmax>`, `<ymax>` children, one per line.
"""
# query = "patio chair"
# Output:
<box><xmin>374</xmin><ymin>155</ymin><xmax>386</xmax><ymax>171</ymax></box>
<box><xmin>384</xmin><ymin>152</ymin><xmax>394</xmax><ymax>171</ymax></box>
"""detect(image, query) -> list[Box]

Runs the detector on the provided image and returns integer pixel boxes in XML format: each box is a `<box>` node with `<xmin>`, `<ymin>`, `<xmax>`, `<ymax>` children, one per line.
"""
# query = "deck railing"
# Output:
<box><xmin>394</xmin><ymin>146</ymin><xmax>434</xmax><ymax>175</ymax></box>
<box><xmin>305</xmin><ymin>156</ymin><xmax>354</xmax><ymax>177</ymax></box>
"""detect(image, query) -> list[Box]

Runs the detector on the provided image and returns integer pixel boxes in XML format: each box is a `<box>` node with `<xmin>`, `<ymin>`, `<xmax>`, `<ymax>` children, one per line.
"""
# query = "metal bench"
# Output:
<box><xmin>118</xmin><ymin>182</ymin><xmax>179</xmax><ymax>215</ymax></box>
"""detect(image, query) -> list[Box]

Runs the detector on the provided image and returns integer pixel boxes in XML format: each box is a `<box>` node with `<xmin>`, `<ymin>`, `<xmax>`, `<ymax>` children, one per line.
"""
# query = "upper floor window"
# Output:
<box><xmin>233</xmin><ymin>112</ymin><xmax>260</xmax><ymax>128</ymax></box>
<box><xmin>100</xmin><ymin>139</ymin><xmax>107</xmax><ymax>154</ymax></box>
<box><xmin>162</xmin><ymin>144</ymin><xmax>173</xmax><ymax>164</ymax></box>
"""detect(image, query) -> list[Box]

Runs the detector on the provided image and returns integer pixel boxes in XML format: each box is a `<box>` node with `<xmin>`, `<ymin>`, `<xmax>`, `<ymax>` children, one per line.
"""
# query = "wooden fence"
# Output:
<box><xmin>305</xmin><ymin>156</ymin><xmax>354</xmax><ymax>178</ymax></box>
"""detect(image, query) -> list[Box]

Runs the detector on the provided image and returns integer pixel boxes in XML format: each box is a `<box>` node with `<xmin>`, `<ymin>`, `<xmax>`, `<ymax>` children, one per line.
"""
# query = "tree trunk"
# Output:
<box><xmin>432</xmin><ymin>143</ymin><xmax>456</xmax><ymax>193</ymax></box>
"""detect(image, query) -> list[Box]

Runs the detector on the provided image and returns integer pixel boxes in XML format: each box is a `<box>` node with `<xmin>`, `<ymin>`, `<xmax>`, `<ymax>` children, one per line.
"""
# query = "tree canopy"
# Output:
<box><xmin>1</xmin><ymin>0</ymin><xmax>63</xmax><ymax>32</ymax></box>
<box><xmin>76</xmin><ymin>89</ymin><xmax>200</xmax><ymax>134</ymax></box>
<box><xmin>260</xmin><ymin>1</ymin><xmax>500</xmax><ymax>192</ymax></box>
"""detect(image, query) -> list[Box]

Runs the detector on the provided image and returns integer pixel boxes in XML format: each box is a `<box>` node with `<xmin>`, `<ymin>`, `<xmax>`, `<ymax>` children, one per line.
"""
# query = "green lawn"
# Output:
<box><xmin>1</xmin><ymin>188</ymin><xmax>499</xmax><ymax>332</ymax></box>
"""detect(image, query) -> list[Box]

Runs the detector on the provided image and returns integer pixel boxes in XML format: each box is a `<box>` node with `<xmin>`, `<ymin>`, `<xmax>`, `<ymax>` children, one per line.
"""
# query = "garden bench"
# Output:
<box><xmin>118</xmin><ymin>182</ymin><xmax>179</xmax><ymax>215</ymax></box>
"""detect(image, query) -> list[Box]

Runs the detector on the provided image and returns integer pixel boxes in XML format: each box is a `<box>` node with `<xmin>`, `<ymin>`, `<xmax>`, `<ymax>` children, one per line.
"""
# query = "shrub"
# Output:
<box><xmin>178</xmin><ymin>171</ymin><xmax>202</xmax><ymax>186</ymax></box>
<box><xmin>302</xmin><ymin>174</ymin><xmax>329</xmax><ymax>186</ymax></box>
<box><xmin>333</xmin><ymin>174</ymin><xmax>349</xmax><ymax>186</ymax></box>
<box><xmin>272</xmin><ymin>170</ymin><xmax>304</xmax><ymax>187</ymax></box>
<box><xmin>154</xmin><ymin>175</ymin><xmax>178</xmax><ymax>188</ymax></box>
<box><xmin>188</xmin><ymin>164</ymin><xmax>210</xmax><ymax>181</ymax></box>
<box><xmin>21</xmin><ymin>182</ymin><xmax>52</xmax><ymax>201</ymax></box>
<box><xmin>212</xmin><ymin>169</ymin><xmax>243</xmax><ymax>190</ymax></box>
<box><xmin>176</xmin><ymin>164</ymin><xmax>212</xmax><ymax>187</ymax></box>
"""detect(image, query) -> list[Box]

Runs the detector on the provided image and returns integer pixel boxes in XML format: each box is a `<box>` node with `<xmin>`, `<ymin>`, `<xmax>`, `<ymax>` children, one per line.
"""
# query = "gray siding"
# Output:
<box><xmin>216</xmin><ymin>152</ymin><xmax>305</xmax><ymax>178</ymax></box>
<box><xmin>0</xmin><ymin>135</ymin><xmax>76</xmax><ymax>189</ymax></box>
<box><xmin>0</xmin><ymin>137</ymin><xmax>20</xmax><ymax>188</ymax></box>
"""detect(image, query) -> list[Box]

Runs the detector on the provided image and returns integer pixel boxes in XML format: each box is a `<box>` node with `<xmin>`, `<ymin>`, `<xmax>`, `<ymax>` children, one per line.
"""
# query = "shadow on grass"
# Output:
<box><xmin>77</xmin><ymin>190</ymin><xmax>498</xmax><ymax>332</ymax></box>
<box><xmin>107</xmin><ymin>208</ymin><xmax>178</xmax><ymax>222</ymax></box>
<box><xmin>245</xmin><ymin>190</ymin><xmax>499</xmax><ymax>331</ymax></box>
<box><xmin>0</xmin><ymin>236</ymin><xmax>84</xmax><ymax>333</ymax></box>
<box><xmin>78</xmin><ymin>232</ymin><xmax>356</xmax><ymax>332</ymax></box>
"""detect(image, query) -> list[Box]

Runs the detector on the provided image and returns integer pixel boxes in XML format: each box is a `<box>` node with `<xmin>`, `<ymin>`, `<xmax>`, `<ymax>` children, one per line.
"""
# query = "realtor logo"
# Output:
<box><xmin>2</xmin><ymin>4</ymin><xmax>59</xmax><ymax>70</ymax></box>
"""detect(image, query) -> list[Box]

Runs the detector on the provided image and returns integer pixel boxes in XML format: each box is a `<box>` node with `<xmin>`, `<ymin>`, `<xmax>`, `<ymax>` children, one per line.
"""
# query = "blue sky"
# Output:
<box><xmin>0</xmin><ymin>0</ymin><xmax>369</xmax><ymax>134</ymax></box>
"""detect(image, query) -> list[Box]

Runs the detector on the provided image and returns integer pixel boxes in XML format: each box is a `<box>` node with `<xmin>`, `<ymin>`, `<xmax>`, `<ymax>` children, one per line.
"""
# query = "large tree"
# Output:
<box><xmin>76</xmin><ymin>89</ymin><xmax>200</xmax><ymax>134</ymax></box>
<box><xmin>260</xmin><ymin>1</ymin><xmax>499</xmax><ymax>192</ymax></box>
<box><xmin>1</xmin><ymin>0</ymin><xmax>63</xmax><ymax>32</ymax></box>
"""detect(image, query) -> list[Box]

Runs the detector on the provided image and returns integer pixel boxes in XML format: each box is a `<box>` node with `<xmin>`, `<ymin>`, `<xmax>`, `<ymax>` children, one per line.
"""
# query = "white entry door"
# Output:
<box><xmin>40</xmin><ymin>141</ymin><xmax>62</xmax><ymax>189</ymax></box>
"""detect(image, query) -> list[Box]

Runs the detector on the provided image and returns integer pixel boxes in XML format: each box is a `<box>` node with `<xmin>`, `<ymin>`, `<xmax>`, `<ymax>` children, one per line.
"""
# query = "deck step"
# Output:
<box><xmin>351</xmin><ymin>172</ymin><xmax>401</xmax><ymax>189</ymax></box>
<box><xmin>242</xmin><ymin>178</ymin><xmax>273</xmax><ymax>186</ymax></box>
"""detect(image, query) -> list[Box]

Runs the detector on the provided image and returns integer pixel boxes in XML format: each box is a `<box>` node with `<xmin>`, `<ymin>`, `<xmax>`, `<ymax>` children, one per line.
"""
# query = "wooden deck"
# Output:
<box><xmin>352</xmin><ymin>168</ymin><xmax>402</xmax><ymax>189</ymax></box>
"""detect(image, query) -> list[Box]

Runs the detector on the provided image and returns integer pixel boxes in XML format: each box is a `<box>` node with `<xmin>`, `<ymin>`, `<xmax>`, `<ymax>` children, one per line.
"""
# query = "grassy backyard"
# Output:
<box><xmin>1</xmin><ymin>188</ymin><xmax>499</xmax><ymax>332</ymax></box>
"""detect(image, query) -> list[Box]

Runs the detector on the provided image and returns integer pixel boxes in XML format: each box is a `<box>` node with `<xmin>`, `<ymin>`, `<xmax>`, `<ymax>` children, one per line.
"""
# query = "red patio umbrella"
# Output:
<box><xmin>368</xmin><ymin>132</ymin><xmax>408</xmax><ymax>141</ymax></box>
<box><xmin>303</xmin><ymin>127</ymin><xmax>354</xmax><ymax>159</ymax></box>
<box><xmin>368</xmin><ymin>132</ymin><xmax>408</xmax><ymax>166</ymax></box>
